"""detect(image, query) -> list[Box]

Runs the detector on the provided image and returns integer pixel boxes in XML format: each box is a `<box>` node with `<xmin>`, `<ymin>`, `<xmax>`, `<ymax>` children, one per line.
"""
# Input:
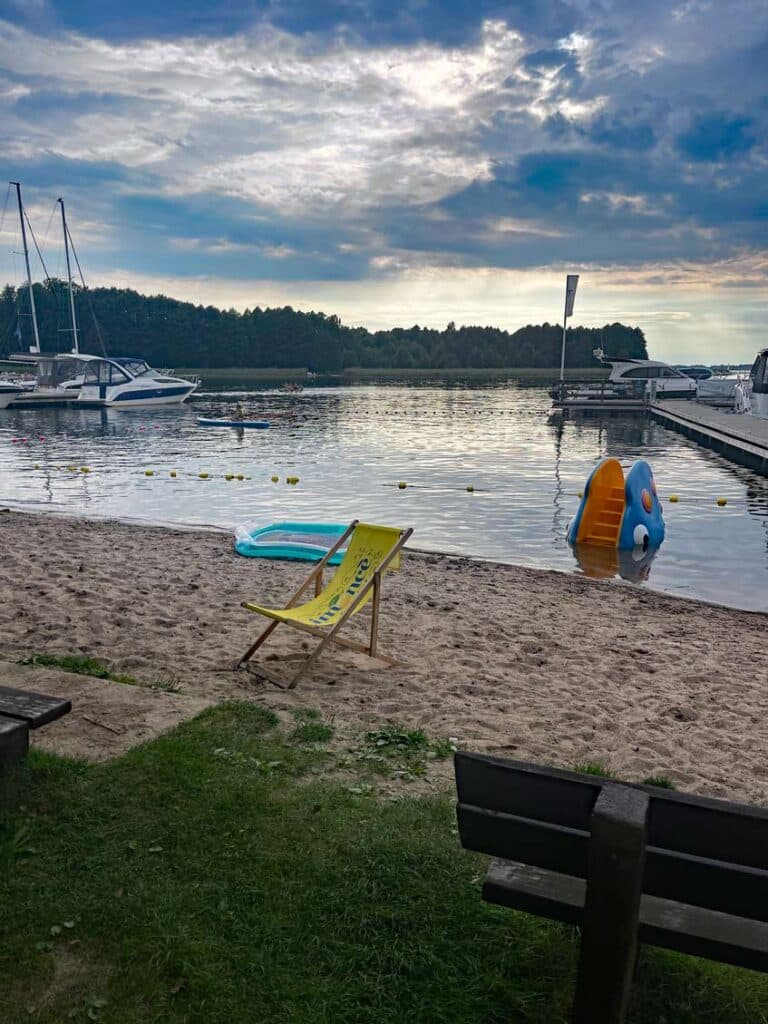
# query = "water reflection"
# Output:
<box><xmin>570</xmin><ymin>543</ymin><xmax>660</xmax><ymax>583</ymax></box>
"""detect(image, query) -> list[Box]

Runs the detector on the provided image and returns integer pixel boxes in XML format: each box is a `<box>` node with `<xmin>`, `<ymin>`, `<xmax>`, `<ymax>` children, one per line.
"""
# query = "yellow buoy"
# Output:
<box><xmin>67</xmin><ymin>465</ymin><xmax>77</xmax><ymax>472</ymax></box>
<box><xmin>717</xmin><ymin>497</ymin><xmax>727</xmax><ymax>507</ymax></box>
<box><xmin>668</xmin><ymin>494</ymin><xmax>679</xmax><ymax>503</ymax></box>
<box><xmin>236</xmin><ymin>474</ymin><xmax>244</xmax><ymax>481</ymax></box>
<box><xmin>225</xmin><ymin>474</ymin><xmax>234</xmax><ymax>481</ymax></box>
<box><xmin>170</xmin><ymin>471</ymin><xmax>177</xmax><ymax>478</ymax></box>
<box><xmin>144</xmin><ymin>470</ymin><xmax>154</xmax><ymax>477</ymax></box>
<box><xmin>578</xmin><ymin>491</ymin><xmax>583</xmax><ymax>498</ymax></box>
<box><xmin>199</xmin><ymin>472</ymin><xmax>209</xmax><ymax>479</ymax></box>
<box><xmin>466</xmin><ymin>485</ymin><xmax>474</xmax><ymax>492</ymax></box>
<box><xmin>33</xmin><ymin>463</ymin><xmax>40</xmax><ymax>470</ymax></box>
<box><xmin>271</xmin><ymin>475</ymin><xmax>279</xmax><ymax>483</ymax></box>
<box><xmin>398</xmin><ymin>482</ymin><xmax>407</xmax><ymax>489</ymax></box>
<box><xmin>81</xmin><ymin>467</ymin><xmax>90</xmax><ymax>474</ymax></box>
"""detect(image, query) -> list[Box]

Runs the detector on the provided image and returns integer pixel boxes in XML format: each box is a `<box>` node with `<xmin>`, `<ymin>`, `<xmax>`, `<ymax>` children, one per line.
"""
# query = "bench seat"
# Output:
<box><xmin>0</xmin><ymin>685</ymin><xmax>72</xmax><ymax>728</ymax></box>
<box><xmin>485</xmin><ymin>858</ymin><xmax>768</xmax><ymax>973</ymax></box>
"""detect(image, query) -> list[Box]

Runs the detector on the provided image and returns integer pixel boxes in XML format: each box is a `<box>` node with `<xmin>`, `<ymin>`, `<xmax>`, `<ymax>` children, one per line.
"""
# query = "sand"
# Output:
<box><xmin>0</xmin><ymin>508</ymin><xmax>766</xmax><ymax>805</ymax></box>
<box><xmin>0</xmin><ymin>660</ymin><xmax>213</xmax><ymax>761</ymax></box>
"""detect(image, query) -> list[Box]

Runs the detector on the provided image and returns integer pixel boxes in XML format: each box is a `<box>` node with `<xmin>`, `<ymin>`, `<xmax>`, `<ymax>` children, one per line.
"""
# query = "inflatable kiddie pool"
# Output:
<box><xmin>234</xmin><ymin>521</ymin><xmax>348</xmax><ymax>562</ymax></box>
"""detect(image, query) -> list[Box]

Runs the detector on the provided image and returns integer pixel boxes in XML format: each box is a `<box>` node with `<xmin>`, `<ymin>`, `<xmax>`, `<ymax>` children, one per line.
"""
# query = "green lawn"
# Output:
<box><xmin>1</xmin><ymin>704</ymin><xmax>765</xmax><ymax>1023</ymax></box>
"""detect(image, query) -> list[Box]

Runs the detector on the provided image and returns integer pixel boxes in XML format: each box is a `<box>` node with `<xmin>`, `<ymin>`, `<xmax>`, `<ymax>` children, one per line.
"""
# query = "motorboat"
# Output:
<box><xmin>0</xmin><ymin>381</ymin><xmax>24</xmax><ymax>409</ymax></box>
<box><xmin>4</xmin><ymin>185</ymin><xmax>196</xmax><ymax>409</ymax></box>
<box><xmin>695</xmin><ymin>372</ymin><xmax>745</xmax><ymax>407</ymax></box>
<box><xmin>674</xmin><ymin>365</ymin><xmax>714</xmax><ymax>381</ymax></box>
<box><xmin>74</xmin><ymin>355</ymin><xmax>199</xmax><ymax>407</ymax></box>
<box><xmin>553</xmin><ymin>350</ymin><xmax>698</xmax><ymax>408</ymax></box>
<box><xmin>5</xmin><ymin>352</ymin><xmax>85</xmax><ymax>407</ymax></box>
<box><xmin>748</xmin><ymin>348</ymin><xmax>768</xmax><ymax>418</ymax></box>
<box><xmin>594</xmin><ymin>353</ymin><xmax>697</xmax><ymax>398</ymax></box>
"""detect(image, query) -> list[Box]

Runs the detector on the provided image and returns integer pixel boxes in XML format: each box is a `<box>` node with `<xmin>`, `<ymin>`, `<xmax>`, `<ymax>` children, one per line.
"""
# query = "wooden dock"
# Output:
<box><xmin>651</xmin><ymin>400</ymin><xmax>768</xmax><ymax>476</ymax></box>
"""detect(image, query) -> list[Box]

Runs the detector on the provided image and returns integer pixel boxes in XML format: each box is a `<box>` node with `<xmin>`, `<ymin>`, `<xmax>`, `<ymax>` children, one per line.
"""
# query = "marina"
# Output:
<box><xmin>651</xmin><ymin>400</ymin><xmax>768</xmax><ymax>477</ymax></box>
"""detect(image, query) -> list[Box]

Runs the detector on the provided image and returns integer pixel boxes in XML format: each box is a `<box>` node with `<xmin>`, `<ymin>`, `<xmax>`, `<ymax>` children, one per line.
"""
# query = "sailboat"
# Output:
<box><xmin>5</xmin><ymin>185</ymin><xmax>199</xmax><ymax>408</ymax></box>
<box><xmin>4</xmin><ymin>183</ymin><xmax>86</xmax><ymax>407</ymax></box>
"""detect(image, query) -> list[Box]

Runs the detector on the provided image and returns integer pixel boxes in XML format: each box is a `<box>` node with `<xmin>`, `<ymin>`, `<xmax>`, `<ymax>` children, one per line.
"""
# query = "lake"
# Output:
<box><xmin>2</xmin><ymin>380</ymin><xmax>767</xmax><ymax>612</ymax></box>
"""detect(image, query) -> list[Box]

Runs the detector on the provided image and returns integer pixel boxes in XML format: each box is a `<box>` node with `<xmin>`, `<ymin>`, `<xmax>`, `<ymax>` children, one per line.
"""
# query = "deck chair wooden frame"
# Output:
<box><xmin>238</xmin><ymin>520</ymin><xmax>413</xmax><ymax>689</ymax></box>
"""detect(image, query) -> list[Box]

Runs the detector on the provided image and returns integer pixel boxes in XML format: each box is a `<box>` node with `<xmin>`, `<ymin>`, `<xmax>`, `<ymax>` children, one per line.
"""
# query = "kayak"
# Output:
<box><xmin>197</xmin><ymin>417</ymin><xmax>270</xmax><ymax>429</ymax></box>
<box><xmin>234</xmin><ymin>521</ymin><xmax>348</xmax><ymax>562</ymax></box>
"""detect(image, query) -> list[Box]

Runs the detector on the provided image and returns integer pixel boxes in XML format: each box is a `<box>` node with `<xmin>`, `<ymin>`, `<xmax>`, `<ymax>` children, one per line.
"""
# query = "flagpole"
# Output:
<box><xmin>559</xmin><ymin>274</ymin><xmax>579</xmax><ymax>383</ymax></box>
<box><xmin>559</xmin><ymin>294</ymin><xmax>568</xmax><ymax>382</ymax></box>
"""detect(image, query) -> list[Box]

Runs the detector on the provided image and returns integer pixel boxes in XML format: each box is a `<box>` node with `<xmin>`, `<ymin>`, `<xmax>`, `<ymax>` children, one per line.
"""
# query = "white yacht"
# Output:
<box><xmin>74</xmin><ymin>354</ymin><xmax>198</xmax><ymax>407</ymax></box>
<box><xmin>748</xmin><ymin>348</ymin><xmax>768</xmax><ymax>418</ymax></box>
<box><xmin>594</xmin><ymin>351</ymin><xmax>697</xmax><ymax>398</ymax></box>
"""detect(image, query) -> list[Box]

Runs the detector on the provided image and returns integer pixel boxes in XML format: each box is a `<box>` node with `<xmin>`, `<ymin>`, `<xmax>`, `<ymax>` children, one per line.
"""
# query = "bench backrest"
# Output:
<box><xmin>456</xmin><ymin>752</ymin><xmax>768</xmax><ymax>921</ymax></box>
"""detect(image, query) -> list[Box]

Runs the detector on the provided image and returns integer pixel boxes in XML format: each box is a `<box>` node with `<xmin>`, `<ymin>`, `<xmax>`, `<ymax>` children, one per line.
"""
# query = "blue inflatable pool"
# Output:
<box><xmin>234</xmin><ymin>521</ymin><xmax>348</xmax><ymax>562</ymax></box>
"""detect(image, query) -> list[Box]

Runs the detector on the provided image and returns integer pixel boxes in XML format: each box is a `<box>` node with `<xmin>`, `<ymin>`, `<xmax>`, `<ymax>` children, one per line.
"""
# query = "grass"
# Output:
<box><xmin>573</xmin><ymin>763</ymin><xmax>677</xmax><ymax>790</ymax></box>
<box><xmin>289</xmin><ymin>708</ymin><xmax>335</xmax><ymax>744</ymax></box>
<box><xmin>18</xmin><ymin>654</ymin><xmax>183</xmax><ymax>694</ymax></box>
<box><xmin>572</xmin><ymin>761</ymin><xmax>618</xmax><ymax>779</ymax></box>
<box><xmin>19</xmin><ymin>654</ymin><xmax>136</xmax><ymax>686</ymax></box>
<box><xmin>643</xmin><ymin>775</ymin><xmax>676</xmax><ymax>790</ymax></box>
<box><xmin>1</xmin><ymin>704</ymin><xmax>765</xmax><ymax>1023</ymax></box>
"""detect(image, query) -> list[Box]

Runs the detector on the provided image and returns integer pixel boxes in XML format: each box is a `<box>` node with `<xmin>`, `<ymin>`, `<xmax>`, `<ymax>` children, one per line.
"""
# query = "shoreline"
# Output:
<box><xmin>1</xmin><ymin>508</ymin><xmax>766</xmax><ymax>806</ymax></box>
<box><xmin>2</xmin><ymin>500</ymin><xmax>764</xmax><ymax>619</ymax></box>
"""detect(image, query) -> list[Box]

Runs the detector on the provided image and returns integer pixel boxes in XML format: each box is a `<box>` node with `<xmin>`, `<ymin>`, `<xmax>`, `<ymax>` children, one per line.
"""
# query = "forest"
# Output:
<box><xmin>0</xmin><ymin>281</ymin><xmax>648</xmax><ymax>371</ymax></box>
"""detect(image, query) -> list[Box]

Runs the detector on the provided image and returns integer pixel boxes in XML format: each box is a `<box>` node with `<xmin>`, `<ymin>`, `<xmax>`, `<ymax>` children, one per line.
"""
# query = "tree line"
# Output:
<box><xmin>0</xmin><ymin>281</ymin><xmax>648</xmax><ymax>371</ymax></box>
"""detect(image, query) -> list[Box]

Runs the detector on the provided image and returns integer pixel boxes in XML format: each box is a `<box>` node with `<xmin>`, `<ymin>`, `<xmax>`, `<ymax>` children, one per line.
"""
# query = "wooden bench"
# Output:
<box><xmin>0</xmin><ymin>685</ymin><xmax>71</xmax><ymax>767</ymax></box>
<box><xmin>455</xmin><ymin>752</ymin><xmax>768</xmax><ymax>1024</ymax></box>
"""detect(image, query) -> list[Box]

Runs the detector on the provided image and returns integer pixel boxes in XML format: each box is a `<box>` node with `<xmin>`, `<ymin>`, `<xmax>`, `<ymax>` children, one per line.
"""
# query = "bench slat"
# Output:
<box><xmin>0</xmin><ymin>685</ymin><xmax>72</xmax><ymax>729</ymax></box>
<box><xmin>456</xmin><ymin>752</ymin><xmax>768</xmax><ymax>871</ymax></box>
<box><xmin>0</xmin><ymin>714</ymin><xmax>29</xmax><ymax>766</ymax></box>
<box><xmin>458</xmin><ymin>803</ymin><xmax>768</xmax><ymax>921</ymax></box>
<box><xmin>484</xmin><ymin>859</ymin><xmax>768</xmax><ymax>974</ymax></box>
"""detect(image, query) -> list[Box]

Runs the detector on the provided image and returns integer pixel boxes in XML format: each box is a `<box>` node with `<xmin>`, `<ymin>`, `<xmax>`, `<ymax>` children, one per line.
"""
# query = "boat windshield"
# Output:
<box><xmin>83</xmin><ymin>361</ymin><xmax>130</xmax><ymax>385</ymax></box>
<box><xmin>616</xmin><ymin>365</ymin><xmax>686</xmax><ymax>380</ymax></box>
<box><xmin>119</xmin><ymin>359</ymin><xmax>154</xmax><ymax>378</ymax></box>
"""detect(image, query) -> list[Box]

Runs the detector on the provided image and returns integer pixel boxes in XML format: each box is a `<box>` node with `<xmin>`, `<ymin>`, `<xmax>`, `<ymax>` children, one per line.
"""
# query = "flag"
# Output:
<box><xmin>564</xmin><ymin>274</ymin><xmax>579</xmax><ymax>318</ymax></box>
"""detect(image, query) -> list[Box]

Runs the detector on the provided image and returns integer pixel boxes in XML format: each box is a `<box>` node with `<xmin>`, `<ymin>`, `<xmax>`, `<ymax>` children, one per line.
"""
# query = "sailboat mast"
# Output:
<box><xmin>11</xmin><ymin>181</ymin><xmax>41</xmax><ymax>353</ymax></box>
<box><xmin>58</xmin><ymin>198</ymin><xmax>79</xmax><ymax>354</ymax></box>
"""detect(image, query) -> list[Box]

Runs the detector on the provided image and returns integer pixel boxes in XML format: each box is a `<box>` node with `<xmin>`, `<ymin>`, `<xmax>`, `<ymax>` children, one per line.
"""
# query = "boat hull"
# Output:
<box><xmin>78</xmin><ymin>384</ymin><xmax>198</xmax><ymax>407</ymax></box>
<box><xmin>0</xmin><ymin>388</ymin><xmax>22</xmax><ymax>410</ymax></box>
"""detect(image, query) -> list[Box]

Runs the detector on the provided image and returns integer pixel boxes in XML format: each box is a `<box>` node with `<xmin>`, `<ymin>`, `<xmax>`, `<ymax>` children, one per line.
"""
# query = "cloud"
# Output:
<box><xmin>0</xmin><ymin>1</ymin><xmax>766</xmax><ymax>362</ymax></box>
<box><xmin>677</xmin><ymin>111</ymin><xmax>756</xmax><ymax>162</ymax></box>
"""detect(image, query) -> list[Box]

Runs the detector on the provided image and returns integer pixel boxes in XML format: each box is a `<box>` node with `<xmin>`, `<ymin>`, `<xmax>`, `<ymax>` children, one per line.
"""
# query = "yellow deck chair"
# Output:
<box><xmin>238</xmin><ymin>520</ymin><xmax>413</xmax><ymax>688</ymax></box>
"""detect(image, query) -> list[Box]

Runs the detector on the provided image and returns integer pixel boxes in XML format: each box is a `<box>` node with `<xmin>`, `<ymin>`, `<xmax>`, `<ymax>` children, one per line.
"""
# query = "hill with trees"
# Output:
<box><xmin>0</xmin><ymin>281</ymin><xmax>648</xmax><ymax>371</ymax></box>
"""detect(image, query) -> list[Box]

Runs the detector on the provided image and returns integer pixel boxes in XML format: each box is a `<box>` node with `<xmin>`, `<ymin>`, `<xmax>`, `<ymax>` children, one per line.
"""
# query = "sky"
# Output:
<box><xmin>0</xmin><ymin>0</ymin><xmax>766</xmax><ymax>362</ymax></box>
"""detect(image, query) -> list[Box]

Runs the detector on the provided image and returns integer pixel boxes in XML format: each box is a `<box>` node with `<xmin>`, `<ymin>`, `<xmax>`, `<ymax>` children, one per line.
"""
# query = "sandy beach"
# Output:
<box><xmin>1</xmin><ymin>508</ymin><xmax>766</xmax><ymax>804</ymax></box>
